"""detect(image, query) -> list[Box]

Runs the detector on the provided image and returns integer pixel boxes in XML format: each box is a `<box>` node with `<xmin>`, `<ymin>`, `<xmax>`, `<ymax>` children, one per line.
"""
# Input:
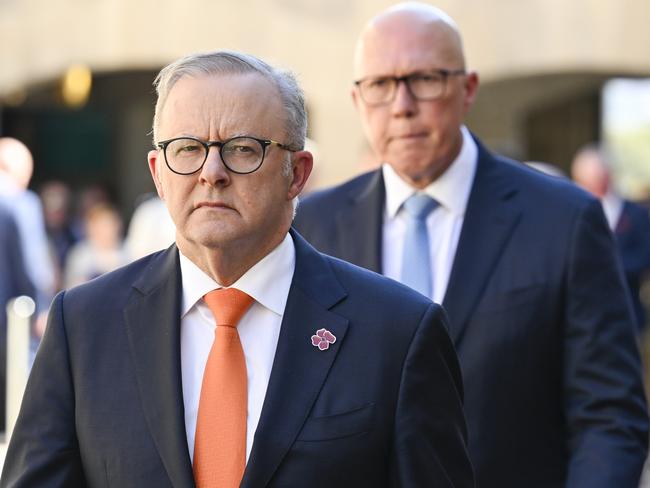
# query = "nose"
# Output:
<box><xmin>390</xmin><ymin>79</ymin><xmax>418</xmax><ymax>117</ymax></box>
<box><xmin>199</xmin><ymin>146</ymin><xmax>231</xmax><ymax>186</ymax></box>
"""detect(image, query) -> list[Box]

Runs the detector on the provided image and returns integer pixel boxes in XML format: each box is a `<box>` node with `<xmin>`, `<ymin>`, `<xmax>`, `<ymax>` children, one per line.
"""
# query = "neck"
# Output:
<box><xmin>177</xmin><ymin>229</ymin><xmax>288</xmax><ymax>287</ymax></box>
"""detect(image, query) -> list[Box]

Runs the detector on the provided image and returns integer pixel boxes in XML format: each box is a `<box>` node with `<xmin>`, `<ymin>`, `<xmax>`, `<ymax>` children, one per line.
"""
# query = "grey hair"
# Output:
<box><xmin>152</xmin><ymin>50</ymin><xmax>307</xmax><ymax>152</ymax></box>
<box><xmin>573</xmin><ymin>141</ymin><xmax>614</xmax><ymax>170</ymax></box>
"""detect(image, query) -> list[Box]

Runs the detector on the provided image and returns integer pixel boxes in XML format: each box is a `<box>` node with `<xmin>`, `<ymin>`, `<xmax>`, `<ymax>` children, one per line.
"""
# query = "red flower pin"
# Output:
<box><xmin>311</xmin><ymin>328</ymin><xmax>336</xmax><ymax>351</ymax></box>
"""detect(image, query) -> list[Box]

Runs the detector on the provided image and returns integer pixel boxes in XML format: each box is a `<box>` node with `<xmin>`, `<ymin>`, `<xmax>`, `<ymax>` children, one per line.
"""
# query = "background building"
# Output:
<box><xmin>1</xmin><ymin>0</ymin><xmax>650</xmax><ymax>207</ymax></box>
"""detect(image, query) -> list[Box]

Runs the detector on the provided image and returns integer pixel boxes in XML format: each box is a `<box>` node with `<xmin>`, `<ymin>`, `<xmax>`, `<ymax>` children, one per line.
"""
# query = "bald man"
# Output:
<box><xmin>294</xmin><ymin>3</ymin><xmax>649</xmax><ymax>487</ymax></box>
<box><xmin>572</xmin><ymin>144</ymin><xmax>650</xmax><ymax>330</ymax></box>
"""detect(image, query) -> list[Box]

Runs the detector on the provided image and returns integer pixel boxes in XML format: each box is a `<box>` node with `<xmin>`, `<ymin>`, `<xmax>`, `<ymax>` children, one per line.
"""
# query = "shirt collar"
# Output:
<box><xmin>601</xmin><ymin>190</ymin><xmax>624</xmax><ymax>230</ymax></box>
<box><xmin>383</xmin><ymin>125</ymin><xmax>478</xmax><ymax>218</ymax></box>
<box><xmin>179</xmin><ymin>233</ymin><xmax>296</xmax><ymax>317</ymax></box>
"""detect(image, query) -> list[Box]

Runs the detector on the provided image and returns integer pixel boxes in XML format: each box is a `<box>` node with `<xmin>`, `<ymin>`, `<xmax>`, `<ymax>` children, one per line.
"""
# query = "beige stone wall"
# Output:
<box><xmin>2</xmin><ymin>0</ymin><xmax>650</xmax><ymax>188</ymax></box>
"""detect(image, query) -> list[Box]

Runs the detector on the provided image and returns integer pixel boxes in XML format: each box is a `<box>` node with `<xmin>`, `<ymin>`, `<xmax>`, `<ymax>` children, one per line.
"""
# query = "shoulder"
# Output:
<box><xmin>623</xmin><ymin>200</ymin><xmax>650</xmax><ymax>219</ymax></box>
<box><xmin>324</xmin><ymin>251</ymin><xmax>441</xmax><ymax>323</ymax></box>
<box><xmin>300</xmin><ymin>170</ymin><xmax>379</xmax><ymax>208</ymax></box>
<box><xmin>295</xmin><ymin>170</ymin><xmax>382</xmax><ymax>237</ymax></box>
<box><xmin>61</xmin><ymin>249</ymin><xmax>168</xmax><ymax>311</ymax></box>
<box><xmin>478</xmin><ymin>145</ymin><xmax>600</xmax><ymax>216</ymax></box>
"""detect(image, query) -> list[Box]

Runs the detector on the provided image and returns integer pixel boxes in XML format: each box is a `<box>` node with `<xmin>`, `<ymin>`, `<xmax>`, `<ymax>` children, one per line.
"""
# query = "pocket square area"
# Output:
<box><xmin>296</xmin><ymin>403</ymin><xmax>376</xmax><ymax>442</ymax></box>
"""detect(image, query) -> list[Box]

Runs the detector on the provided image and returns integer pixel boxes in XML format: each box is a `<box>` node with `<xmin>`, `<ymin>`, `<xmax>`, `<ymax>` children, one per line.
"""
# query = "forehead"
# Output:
<box><xmin>157</xmin><ymin>72</ymin><xmax>285</xmax><ymax>140</ymax></box>
<box><xmin>574</xmin><ymin>151</ymin><xmax>606</xmax><ymax>174</ymax></box>
<box><xmin>355</xmin><ymin>16</ymin><xmax>462</xmax><ymax>78</ymax></box>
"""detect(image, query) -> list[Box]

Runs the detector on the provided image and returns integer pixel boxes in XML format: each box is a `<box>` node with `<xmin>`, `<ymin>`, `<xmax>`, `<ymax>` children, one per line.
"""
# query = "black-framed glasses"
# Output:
<box><xmin>155</xmin><ymin>136</ymin><xmax>297</xmax><ymax>175</ymax></box>
<box><xmin>354</xmin><ymin>69</ymin><xmax>466</xmax><ymax>106</ymax></box>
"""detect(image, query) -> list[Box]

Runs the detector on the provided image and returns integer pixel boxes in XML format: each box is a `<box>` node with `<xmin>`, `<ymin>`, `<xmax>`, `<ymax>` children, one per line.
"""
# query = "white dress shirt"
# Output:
<box><xmin>179</xmin><ymin>233</ymin><xmax>295</xmax><ymax>463</ymax></box>
<box><xmin>382</xmin><ymin>125</ymin><xmax>478</xmax><ymax>303</ymax></box>
<box><xmin>601</xmin><ymin>190</ymin><xmax>624</xmax><ymax>231</ymax></box>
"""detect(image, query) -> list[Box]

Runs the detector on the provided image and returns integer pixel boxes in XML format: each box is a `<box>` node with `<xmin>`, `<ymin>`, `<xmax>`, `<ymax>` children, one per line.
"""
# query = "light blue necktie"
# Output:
<box><xmin>400</xmin><ymin>194</ymin><xmax>439</xmax><ymax>297</ymax></box>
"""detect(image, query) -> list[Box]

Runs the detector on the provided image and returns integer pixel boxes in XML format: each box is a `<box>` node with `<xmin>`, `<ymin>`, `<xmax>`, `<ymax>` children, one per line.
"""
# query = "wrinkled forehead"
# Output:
<box><xmin>164</xmin><ymin>71</ymin><xmax>276</xmax><ymax>108</ymax></box>
<box><xmin>354</xmin><ymin>13</ymin><xmax>464</xmax><ymax>78</ymax></box>
<box><xmin>158</xmin><ymin>72</ymin><xmax>285</xmax><ymax>138</ymax></box>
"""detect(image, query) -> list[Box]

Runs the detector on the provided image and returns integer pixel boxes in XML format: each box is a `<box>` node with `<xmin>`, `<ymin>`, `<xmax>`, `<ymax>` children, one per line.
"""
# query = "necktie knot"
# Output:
<box><xmin>204</xmin><ymin>288</ymin><xmax>253</xmax><ymax>328</ymax></box>
<box><xmin>402</xmin><ymin>193</ymin><xmax>439</xmax><ymax>221</ymax></box>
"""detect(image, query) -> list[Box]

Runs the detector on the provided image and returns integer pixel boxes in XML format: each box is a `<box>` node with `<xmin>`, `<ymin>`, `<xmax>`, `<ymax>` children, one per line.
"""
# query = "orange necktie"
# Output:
<box><xmin>194</xmin><ymin>288</ymin><xmax>254</xmax><ymax>488</ymax></box>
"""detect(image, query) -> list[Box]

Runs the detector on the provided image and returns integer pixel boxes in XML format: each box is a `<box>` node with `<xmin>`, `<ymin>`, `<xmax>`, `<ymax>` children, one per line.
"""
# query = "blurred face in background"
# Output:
<box><xmin>0</xmin><ymin>137</ymin><xmax>33</xmax><ymax>190</ymax></box>
<box><xmin>85</xmin><ymin>204</ymin><xmax>123</xmax><ymax>250</ymax></box>
<box><xmin>40</xmin><ymin>181</ymin><xmax>72</xmax><ymax>231</ymax></box>
<box><xmin>571</xmin><ymin>149</ymin><xmax>610</xmax><ymax>199</ymax></box>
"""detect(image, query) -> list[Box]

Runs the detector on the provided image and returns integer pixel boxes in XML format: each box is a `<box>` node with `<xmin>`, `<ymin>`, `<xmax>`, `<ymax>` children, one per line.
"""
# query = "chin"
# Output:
<box><xmin>393</xmin><ymin>160</ymin><xmax>441</xmax><ymax>185</ymax></box>
<box><xmin>183</xmin><ymin>223</ymin><xmax>242</xmax><ymax>249</ymax></box>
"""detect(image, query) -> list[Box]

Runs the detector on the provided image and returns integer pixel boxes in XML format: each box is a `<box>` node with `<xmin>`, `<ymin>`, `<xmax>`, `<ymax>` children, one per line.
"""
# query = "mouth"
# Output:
<box><xmin>393</xmin><ymin>132</ymin><xmax>428</xmax><ymax>142</ymax></box>
<box><xmin>195</xmin><ymin>201</ymin><xmax>235</xmax><ymax>211</ymax></box>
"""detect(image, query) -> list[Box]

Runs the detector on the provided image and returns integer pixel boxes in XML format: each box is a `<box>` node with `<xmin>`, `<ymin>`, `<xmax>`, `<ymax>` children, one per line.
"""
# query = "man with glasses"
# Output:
<box><xmin>2</xmin><ymin>51</ymin><xmax>473</xmax><ymax>487</ymax></box>
<box><xmin>294</xmin><ymin>3</ymin><xmax>648</xmax><ymax>487</ymax></box>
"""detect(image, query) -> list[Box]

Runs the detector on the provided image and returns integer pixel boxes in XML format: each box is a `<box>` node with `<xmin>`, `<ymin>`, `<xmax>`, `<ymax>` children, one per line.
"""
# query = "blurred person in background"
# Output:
<box><xmin>571</xmin><ymin>143</ymin><xmax>650</xmax><ymax>331</ymax></box>
<box><xmin>125</xmin><ymin>193</ymin><xmax>176</xmax><ymax>261</ymax></box>
<box><xmin>40</xmin><ymin>180</ymin><xmax>79</xmax><ymax>284</ymax></box>
<box><xmin>0</xmin><ymin>202</ymin><xmax>35</xmax><ymax>430</ymax></box>
<box><xmin>73</xmin><ymin>184</ymin><xmax>111</xmax><ymax>239</ymax></box>
<box><xmin>64</xmin><ymin>202</ymin><xmax>129</xmax><ymax>288</ymax></box>
<box><xmin>0</xmin><ymin>138</ymin><xmax>56</xmax><ymax>343</ymax></box>
<box><xmin>294</xmin><ymin>2</ymin><xmax>648</xmax><ymax>486</ymax></box>
<box><xmin>0</xmin><ymin>138</ymin><xmax>56</xmax><ymax>314</ymax></box>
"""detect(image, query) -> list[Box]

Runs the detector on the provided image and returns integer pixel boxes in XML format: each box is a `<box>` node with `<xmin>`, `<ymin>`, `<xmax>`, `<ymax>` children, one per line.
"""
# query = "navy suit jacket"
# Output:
<box><xmin>293</xmin><ymin>140</ymin><xmax>649</xmax><ymax>488</ymax></box>
<box><xmin>1</xmin><ymin>231</ymin><xmax>473</xmax><ymax>488</ymax></box>
<box><xmin>614</xmin><ymin>200</ymin><xmax>650</xmax><ymax>329</ymax></box>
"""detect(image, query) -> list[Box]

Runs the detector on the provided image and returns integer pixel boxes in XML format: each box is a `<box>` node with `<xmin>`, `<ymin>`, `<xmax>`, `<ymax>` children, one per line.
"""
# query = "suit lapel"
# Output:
<box><xmin>335</xmin><ymin>170</ymin><xmax>384</xmax><ymax>273</ymax></box>
<box><xmin>614</xmin><ymin>201</ymin><xmax>630</xmax><ymax>235</ymax></box>
<box><xmin>242</xmin><ymin>231</ymin><xmax>349</xmax><ymax>487</ymax></box>
<box><xmin>443</xmin><ymin>145</ymin><xmax>522</xmax><ymax>345</ymax></box>
<box><xmin>123</xmin><ymin>246</ymin><xmax>195</xmax><ymax>488</ymax></box>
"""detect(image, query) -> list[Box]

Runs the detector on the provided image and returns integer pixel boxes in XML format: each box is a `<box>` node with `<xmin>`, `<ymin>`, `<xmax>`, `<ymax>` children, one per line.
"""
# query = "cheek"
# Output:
<box><xmin>363</xmin><ymin>112</ymin><xmax>389</xmax><ymax>148</ymax></box>
<box><xmin>157</xmin><ymin>170</ymin><xmax>176</xmax><ymax>200</ymax></box>
<box><xmin>423</xmin><ymin>105</ymin><xmax>456</xmax><ymax>136</ymax></box>
<box><xmin>163</xmin><ymin>180</ymin><xmax>193</xmax><ymax>218</ymax></box>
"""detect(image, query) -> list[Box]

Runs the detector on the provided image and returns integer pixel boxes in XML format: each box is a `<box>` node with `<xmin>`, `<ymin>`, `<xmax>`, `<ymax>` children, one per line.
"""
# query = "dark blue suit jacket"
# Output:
<box><xmin>1</xmin><ymin>231</ymin><xmax>473</xmax><ymax>487</ymax></box>
<box><xmin>614</xmin><ymin>200</ymin><xmax>650</xmax><ymax>329</ymax></box>
<box><xmin>0</xmin><ymin>204</ymin><xmax>35</xmax><ymax>428</ymax></box>
<box><xmin>293</xmin><ymin>141</ymin><xmax>649</xmax><ymax>487</ymax></box>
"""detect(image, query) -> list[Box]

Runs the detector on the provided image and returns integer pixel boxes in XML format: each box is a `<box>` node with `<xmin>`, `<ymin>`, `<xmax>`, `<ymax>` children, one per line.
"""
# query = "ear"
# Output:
<box><xmin>351</xmin><ymin>85</ymin><xmax>361</xmax><ymax>111</ymax></box>
<box><xmin>462</xmin><ymin>71</ymin><xmax>480</xmax><ymax>114</ymax></box>
<box><xmin>287</xmin><ymin>150</ymin><xmax>314</xmax><ymax>200</ymax></box>
<box><xmin>147</xmin><ymin>149</ymin><xmax>165</xmax><ymax>200</ymax></box>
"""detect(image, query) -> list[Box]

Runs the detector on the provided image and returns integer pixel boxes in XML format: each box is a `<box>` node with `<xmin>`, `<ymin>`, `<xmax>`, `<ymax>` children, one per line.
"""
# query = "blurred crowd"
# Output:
<box><xmin>0</xmin><ymin>137</ymin><xmax>176</xmax><ymax>345</ymax></box>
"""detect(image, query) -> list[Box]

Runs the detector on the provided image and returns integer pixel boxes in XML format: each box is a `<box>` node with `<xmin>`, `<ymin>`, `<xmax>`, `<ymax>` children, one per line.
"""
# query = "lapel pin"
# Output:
<box><xmin>311</xmin><ymin>328</ymin><xmax>336</xmax><ymax>351</ymax></box>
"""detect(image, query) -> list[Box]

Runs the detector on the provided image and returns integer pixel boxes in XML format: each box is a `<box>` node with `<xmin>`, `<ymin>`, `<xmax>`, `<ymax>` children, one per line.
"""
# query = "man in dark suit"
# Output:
<box><xmin>0</xmin><ymin>203</ymin><xmax>35</xmax><ymax>430</ymax></box>
<box><xmin>1</xmin><ymin>51</ymin><xmax>473</xmax><ymax>487</ymax></box>
<box><xmin>571</xmin><ymin>143</ymin><xmax>650</xmax><ymax>330</ymax></box>
<box><xmin>294</xmin><ymin>3</ymin><xmax>649</xmax><ymax>487</ymax></box>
